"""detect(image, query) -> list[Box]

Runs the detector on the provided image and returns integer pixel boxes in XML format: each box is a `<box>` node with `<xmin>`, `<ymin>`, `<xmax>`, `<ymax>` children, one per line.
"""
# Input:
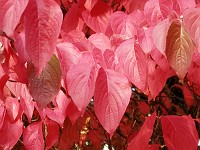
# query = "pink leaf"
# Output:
<box><xmin>128</xmin><ymin>112</ymin><xmax>156</xmax><ymax>150</ymax></box>
<box><xmin>5</xmin><ymin>97</ymin><xmax>19</xmax><ymax>122</ymax></box>
<box><xmin>173</xmin><ymin>0</ymin><xmax>196</xmax><ymax>14</ymax></box>
<box><xmin>0</xmin><ymin>115</ymin><xmax>23</xmax><ymax>149</ymax></box>
<box><xmin>66</xmin><ymin>52</ymin><xmax>97</xmax><ymax>111</ymax></box>
<box><xmin>23</xmin><ymin>121</ymin><xmax>44</xmax><ymax>150</ymax></box>
<box><xmin>0</xmin><ymin>0</ymin><xmax>28</xmax><ymax>36</ymax></box>
<box><xmin>115</xmin><ymin>39</ymin><xmax>148</xmax><ymax>93</ymax></box>
<box><xmin>28</xmin><ymin>55</ymin><xmax>62</xmax><ymax>108</ymax></box>
<box><xmin>152</xmin><ymin>18</ymin><xmax>170</xmax><ymax>55</ymax></box>
<box><xmin>24</xmin><ymin>0</ymin><xmax>63</xmax><ymax>74</ymax></box>
<box><xmin>161</xmin><ymin>115</ymin><xmax>198</xmax><ymax>150</ymax></box>
<box><xmin>94</xmin><ymin>68</ymin><xmax>131</xmax><ymax>136</ymax></box>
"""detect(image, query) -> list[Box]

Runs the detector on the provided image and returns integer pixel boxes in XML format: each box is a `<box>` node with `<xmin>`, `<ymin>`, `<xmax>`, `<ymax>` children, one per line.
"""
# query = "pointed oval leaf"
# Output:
<box><xmin>161</xmin><ymin>115</ymin><xmax>198</xmax><ymax>150</ymax></box>
<box><xmin>24</xmin><ymin>0</ymin><xmax>63</xmax><ymax>74</ymax></box>
<box><xmin>94</xmin><ymin>68</ymin><xmax>131</xmax><ymax>136</ymax></box>
<box><xmin>66</xmin><ymin>52</ymin><xmax>97</xmax><ymax>111</ymax></box>
<box><xmin>23</xmin><ymin>121</ymin><xmax>44</xmax><ymax>150</ymax></box>
<box><xmin>128</xmin><ymin>112</ymin><xmax>156</xmax><ymax>150</ymax></box>
<box><xmin>166</xmin><ymin>20</ymin><xmax>194</xmax><ymax>79</ymax></box>
<box><xmin>28</xmin><ymin>55</ymin><xmax>62</xmax><ymax>108</ymax></box>
<box><xmin>0</xmin><ymin>0</ymin><xmax>28</xmax><ymax>36</ymax></box>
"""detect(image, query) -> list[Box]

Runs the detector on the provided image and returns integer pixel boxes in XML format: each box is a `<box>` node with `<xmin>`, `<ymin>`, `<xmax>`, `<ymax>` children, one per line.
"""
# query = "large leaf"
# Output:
<box><xmin>66</xmin><ymin>52</ymin><xmax>97</xmax><ymax>111</ymax></box>
<box><xmin>24</xmin><ymin>0</ymin><xmax>63</xmax><ymax>74</ymax></box>
<box><xmin>94</xmin><ymin>68</ymin><xmax>131</xmax><ymax>136</ymax></box>
<box><xmin>0</xmin><ymin>0</ymin><xmax>28</xmax><ymax>36</ymax></box>
<box><xmin>128</xmin><ymin>112</ymin><xmax>156</xmax><ymax>150</ymax></box>
<box><xmin>161</xmin><ymin>115</ymin><xmax>198</xmax><ymax>150</ymax></box>
<box><xmin>115</xmin><ymin>39</ymin><xmax>148</xmax><ymax>93</ymax></box>
<box><xmin>28</xmin><ymin>55</ymin><xmax>62</xmax><ymax>108</ymax></box>
<box><xmin>165</xmin><ymin>20</ymin><xmax>194</xmax><ymax>79</ymax></box>
<box><xmin>23</xmin><ymin>121</ymin><xmax>44</xmax><ymax>150</ymax></box>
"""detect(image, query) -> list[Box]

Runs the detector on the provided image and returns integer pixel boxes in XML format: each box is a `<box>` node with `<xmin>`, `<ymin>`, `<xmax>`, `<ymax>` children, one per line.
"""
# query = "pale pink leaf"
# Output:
<box><xmin>89</xmin><ymin>33</ymin><xmax>111</xmax><ymax>52</ymax></box>
<box><xmin>24</xmin><ymin>0</ymin><xmax>63</xmax><ymax>74</ymax></box>
<box><xmin>128</xmin><ymin>112</ymin><xmax>156</xmax><ymax>150</ymax></box>
<box><xmin>0</xmin><ymin>0</ymin><xmax>28</xmax><ymax>36</ymax></box>
<box><xmin>115</xmin><ymin>39</ymin><xmax>148</xmax><ymax>93</ymax></box>
<box><xmin>23</xmin><ymin>121</ymin><xmax>44</xmax><ymax>150</ymax></box>
<box><xmin>166</xmin><ymin>20</ymin><xmax>194</xmax><ymax>79</ymax></box>
<box><xmin>66</xmin><ymin>52</ymin><xmax>97</xmax><ymax>111</ymax></box>
<box><xmin>174</xmin><ymin>0</ymin><xmax>196</xmax><ymax>14</ymax></box>
<box><xmin>152</xmin><ymin>18</ymin><xmax>170</xmax><ymax>55</ymax></box>
<box><xmin>94</xmin><ymin>68</ymin><xmax>131</xmax><ymax>136</ymax></box>
<box><xmin>0</xmin><ymin>116</ymin><xmax>23</xmax><ymax>150</ymax></box>
<box><xmin>161</xmin><ymin>115</ymin><xmax>198</xmax><ymax>150</ymax></box>
<box><xmin>28</xmin><ymin>55</ymin><xmax>62</xmax><ymax>108</ymax></box>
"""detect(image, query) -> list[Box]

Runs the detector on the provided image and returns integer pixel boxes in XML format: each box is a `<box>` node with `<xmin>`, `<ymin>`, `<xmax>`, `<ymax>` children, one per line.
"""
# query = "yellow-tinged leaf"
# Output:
<box><xmin>166</xmin><ymin>19</ymin><xmax>194</xmax><ymax>79</ymax></box>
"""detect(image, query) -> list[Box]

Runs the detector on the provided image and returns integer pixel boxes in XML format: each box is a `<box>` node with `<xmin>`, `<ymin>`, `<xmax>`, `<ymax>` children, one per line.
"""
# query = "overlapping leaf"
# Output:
<box><xmin>24</xmin><ymin>0</ymin><xmax>63</xmax><ymax>74</ymax></box>
<box><xmin>94</xmin><ymin>68</ymin><xmax>131</xmax><ymax>136</ymax></box>
<box><xmin>28</xmin><ymin>55</ymin><xmax>61</xmax><ymax>108</ymax></box>
<box><xmin>165</xmin><ymin>20</ymin><xmax>194</xmax><ymax>79</ymax></box>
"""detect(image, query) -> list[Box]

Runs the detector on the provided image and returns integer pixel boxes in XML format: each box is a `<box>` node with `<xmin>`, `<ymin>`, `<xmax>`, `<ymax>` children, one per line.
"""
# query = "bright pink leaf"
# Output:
<box><xmin>66</xmin><ymin>52</ymin><xmax>97</xmax><ymax>111</ymax></box>
<box><xmin>115</xmin><ymin>39</ymin><xmax>148</xmax><ymax>93</ymax></box>
<box><xmin>24</xmin><ymin>0</ymin><xmax>63</xmax><ymax>74</ymax></box>
<box><xmin>23</xmin><ymin>121</ymin><xmax>44</xmax><ymax>150</ymax></box>
<box><xmin>0</xmin><ymin>0</ymin><xmax>28</xmax><ymax>36</ymax></box>
<box><xmin>152</xmin><ymin>18</ymin><xmax>170</xmax><ymax>55</ymax></box>
<box><xmin>166</xmin><ymin>20</ymin><xmax>194</xmax><ymax>79</ymax></box>
<box><xmin>5</xmin><ymin>97</ymin><xmax>19</xmax><ymax>122</ymax></box>
<box><xmin>183</xmin><ymin>8</ymin><xmax>200</xmax><ymax>53</ymax></box>
<box><xmin>28</xmin><ymin>55</ymin><xmax>62</xmax><ymax>108</ymax></box>
<box><xmin>128</xmin><ymin>112</ymin><xmax>156</xmax><ymax>150</ymax></box>
<box><xmin>45</xmin><ymin>119</ymin><xmax>59</xmax><ymax>149</ymax></box>
<box><xmin>0</xmin><ymin>115</ymin><xmax>23</xmax><ymax>149</ymax></box>
<box><xmin>161</xmin><ymin>115</ymin><xmax>198</xmax><ymax>150</ymax></box>
<box><xmin>94</xmin><ymin>68</ymin><xmax>131</xmax><ymax>136</ymax></box>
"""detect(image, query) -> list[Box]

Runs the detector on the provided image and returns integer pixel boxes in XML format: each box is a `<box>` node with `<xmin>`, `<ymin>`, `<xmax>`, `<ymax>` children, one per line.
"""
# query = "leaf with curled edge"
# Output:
<box><xmin>165</xmin><ymin>20</ymin><xmax>194</xmax><ymax>79</ymax></box>
<box><xmin>24</xmin><ymin>0</ymin><xmax>63</xmax><ymax>74</ymax></box>
<box><xmin>94</xmin><ymin>68</ymin><xmax>131</xmax><ymax>137</ymax></box>
<box><xmin>28</xmin><ymin>55</ymin><xmax>61</xmax><ymax>108</ymax></box>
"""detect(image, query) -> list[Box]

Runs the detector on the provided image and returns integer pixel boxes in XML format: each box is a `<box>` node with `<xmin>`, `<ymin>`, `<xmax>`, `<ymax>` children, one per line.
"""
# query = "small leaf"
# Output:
<box><xmin>166</xmin><ymin>20</ymin><xmax>194</xmax><ymax>79</ymax></box>
<box><xmin>94</xmin><ymin>68</ymin><xmax>131</xmax><ymax>137</ymax></box>
<box><xmin>161</xmin><ymin>115</ymin><xmax>198</xmax><ymax>150</ymax></box>
<box><xmin>28</xmin><ymin>55</ymin><xmax>61</xmax><ymax>108</ymax></box>
<box><xmin>23</xmin><ymin>121</ymin><xmax>44</xmax><ymax>150</ymax></box>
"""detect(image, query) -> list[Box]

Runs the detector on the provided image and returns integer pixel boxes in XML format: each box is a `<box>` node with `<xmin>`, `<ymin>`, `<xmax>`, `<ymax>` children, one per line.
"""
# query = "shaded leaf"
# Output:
<box><xmin>28</xmin><ymin>55</ymin><xmax>62</xmax><ymax>108</ymax></box>
<box><xmin>166</xmin><ymin>20</ymin><xmax>194</xmax><ymax>79</ymax></box>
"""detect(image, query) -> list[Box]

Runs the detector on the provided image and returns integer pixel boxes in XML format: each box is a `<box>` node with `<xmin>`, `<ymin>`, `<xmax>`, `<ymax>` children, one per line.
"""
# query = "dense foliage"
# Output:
<box><xmin>0</xmin><ymin>0</ymin><xmax>200</xmax><ymax>149</ymax></box>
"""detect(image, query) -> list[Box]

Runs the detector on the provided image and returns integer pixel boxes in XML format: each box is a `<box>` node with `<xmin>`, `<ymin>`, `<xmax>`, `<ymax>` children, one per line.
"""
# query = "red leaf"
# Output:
<box><xmin>66</xmin><ymin>52</ymin><xmax>97</xmax><ymax>111</ymax></box>
<box><xmin>0</xmin><ymin>0</ymin><xmax>28</xmax><ymax>36</ymax></box>
<box><xmin>28</xmin><ymin>55</ymin><xmax>62</xmax><ymax>108</ymax></box>
<box><xmin>90</xmin><ymin>0</ymin><xmax>110</xmax><ymax>17</ymax></box>
<box><xmin>0</xmin><ymin>100</ymin><xmax>5</xmax><ymax>130</ymax></box>
<box><xmin>128</xmin><ymin>112</ymin><xmax>156</xmax><ymax>150</ymax></box>
<box><xmin>161</xmin><ymin>115</ymin><xmax>199</xmax><ymax>150</ymax></box>
<box><xmin>115</xmin><ymin>39</ymin><xmax>148</xmax><ymax>93</ymax></box>
<box><xmin>45</xmin><ymin>119</ymin><xmax>59</xmax><ymax>149</ymax></box>
<box><xmin>23</xmin><ymin>121</ymin><xmax>44</xmax><ymax>150</ymax></box>
<box><xmin>0</xmin><ymin>115</ymin><xmax>23</xmax><ymax>149</ymax></box>
<box><xmin>5</xmin><ymin>97</ymin><xmax>19</xmax><ymax>122</ymax></box>
<box><xmin>94</xmin><ymin>68</ymin><xmax>131</xmax><ymax>136</ymax></box>
<box><xmin>166</xmin><ymin>20</ymin><xmax>194</xmax><ymax>79</ymax></box>
<box><xmin>24</xmin><ymin>0</ymin><xmax>63</xmax><ymax>74</ymax></box>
